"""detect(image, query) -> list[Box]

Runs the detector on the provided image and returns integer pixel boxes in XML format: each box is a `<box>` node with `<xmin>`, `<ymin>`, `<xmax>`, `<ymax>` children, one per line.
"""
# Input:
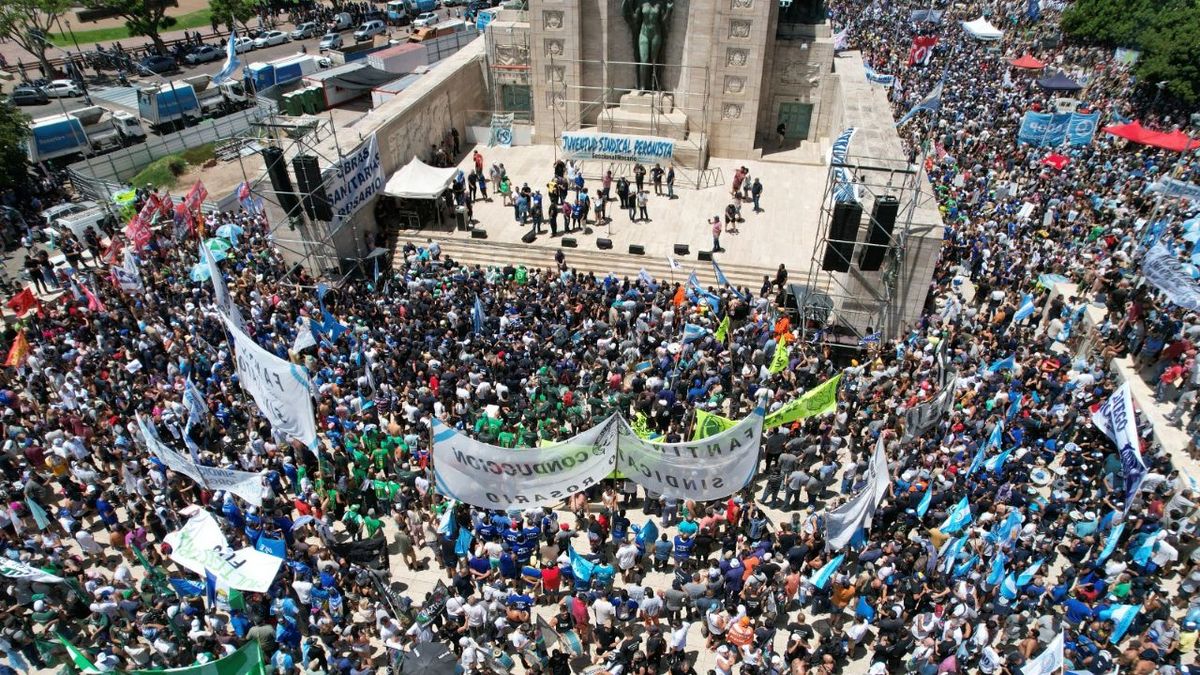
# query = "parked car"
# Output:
<box><xmin>290</xmin><ymin>22</ymin><xmax>320</xmax><ymax>39</ymax></box>
<box><xmin>330</xmin><ymin>12</ymin><xmax>354</xmax><ymax>30</ymax></box>
<box><xmin>44</xmin><ymin>80</ymin><xmax>83</xmax><ymax>98</ymax></box>
<box><xmin>139</xmin><ymin>55</ymin><xmax>177</xmax><ymax>74</ymax></box>
<box><xmin>184</xmin><ymin>45</ymin><xmax>221</xmax><ymax>64</ymax></box>
<box><xmin>232</xmin><ymin>36</ymin><xmax>256</xmax><ymax>53</ymax></box>
<box><xmin>253</xmin><ymin>30</ymin><xmax>289</xmax><ymax>48</ymax></box>
<box><xmin>9</xmin><ymin>85</ymin><xmax>48</xmax><ymax>106</ymax></box>
<box><xmin>353</xmin><ymin>20</ymin><xmax>386</xmax><ymax>42</ymax></box>
<box><xmin>40</xmin><ymin>201</ymin><xmax>97</xmax><ymax>229</ymax></box>
<box><xmin>318</xmin><ymin>33</ymin><xmax>344</xmax><ymax>52</ymax></box>
<box><xmin>412</xmin><ymin>12</ymin><xmax>439</xmax><ymax>28</ymax></box>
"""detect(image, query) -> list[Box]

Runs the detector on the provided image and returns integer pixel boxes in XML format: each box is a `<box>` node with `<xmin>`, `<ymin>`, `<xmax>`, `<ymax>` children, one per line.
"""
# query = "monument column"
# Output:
<box><xmin>529</xmin><ymin>0</ymin><xmax>583</xmax><ymax>145</ymax></box>
<box><xmin>704</xmin><ymin>0</ymin><xmax>773</xmax><ymax>158</ymax></box>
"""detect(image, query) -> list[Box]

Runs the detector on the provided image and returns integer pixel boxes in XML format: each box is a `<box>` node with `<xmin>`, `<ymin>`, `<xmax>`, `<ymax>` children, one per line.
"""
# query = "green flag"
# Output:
<box><xmin>692</xmin><ymin>409</ymin><xmax>737</xmax><ymax>440</ymax></box>
<box><xmin>768</xmin><ymin>342</ymin><xmax>790</xmax><ymax>374</ymax></box>
<box><xmin>55</xmin><ymin>632</ymin><xmax>96</xmax><ymax>672</ymax></box>
<box><xmin>134</xmin><ymin>639</ymin><xmax>264</xmax><ymax>675</ymax></box>
<box><xmin>714</xmin><ymin>316</ymin><xmax>730</xmax><ymax>343</ymax></box>
<box><xmin>764</xmin><ymin>373</ymin><xmax>842</xmax><ymax>428</ymax></box>
<box><xmin>25</xmin><ymin>498</ymin><xmax>50</xmax><ymax>531</ymax></box>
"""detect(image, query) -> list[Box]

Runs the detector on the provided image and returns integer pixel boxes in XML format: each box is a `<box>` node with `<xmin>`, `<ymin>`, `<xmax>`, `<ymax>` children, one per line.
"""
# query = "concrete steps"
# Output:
<box><xmin>394</xmin><ymin>234</ymin><xmax>805</xmax><ymax>292</ymax></box>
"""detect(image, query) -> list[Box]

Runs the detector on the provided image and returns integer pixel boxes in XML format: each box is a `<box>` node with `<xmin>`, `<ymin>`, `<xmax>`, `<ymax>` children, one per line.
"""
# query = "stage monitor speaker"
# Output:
<box><xmin>697</xmin><ymin>250</ymin><xmax>713</xmax><ymax>261</ymax></box>
<box><xmin>597</xmin><ymin>238</ymin><xmax>613</xmax><ymax>249</ymax></box>
<box><xmin>673</xmin><ymin>244</ymin><xmax>690</xmax><ymax>256</ymax></box>
<box><xmin>628</xmin><ymin>244</ymin><xmax>645</xmax><ymax>255</ymax></box>
<box><xmin>292</xmin><ymin>154</ymin><xmax>334</xmax><ymax>222</ymax></box>
<box><xmin>562</xmin><ymin>237</ymin><xmax>578</xmax><ymax>248</ymax></box>
<box><xmin>858</xmin><ymin>196</ymin><xmax>899</xmax><ymax>271</ymax></box>
<box><xmin>821</xmin><ymin>202</ymin><xmax>863</xmax><ymax>272</ymax></box>
<box><xmin>262</xmin><ymin>146</ymin><xmax>302</xmax><ymax>221</ymax></box>
<box><xmin>521</xmin><ymin>230</ymin><xmax>537</xmax><ymax>244</ymax></box>
<box><xmin>471</xmin><ymin>228</ymin><xmax>488</xmax><ymax>239</ymax></box>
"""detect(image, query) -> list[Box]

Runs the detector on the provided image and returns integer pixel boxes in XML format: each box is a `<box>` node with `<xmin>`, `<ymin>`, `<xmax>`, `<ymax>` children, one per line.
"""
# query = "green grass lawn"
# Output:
<box><xmin>48</xmin><ymin>8</ymin><xmax>214</xmax><ymax>47</ymax></box>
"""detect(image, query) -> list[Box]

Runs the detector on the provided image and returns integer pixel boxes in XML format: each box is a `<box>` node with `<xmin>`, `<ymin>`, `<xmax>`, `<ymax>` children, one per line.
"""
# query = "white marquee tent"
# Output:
<box><xmin>962</xmin><ymin>17</ymin><xmax>1003</xmax><ymax>40</ymax></box>
<box><xmin>382</xmin><ymin>157</ymin><xmax>458</xmax><ymax>199</ymax></box>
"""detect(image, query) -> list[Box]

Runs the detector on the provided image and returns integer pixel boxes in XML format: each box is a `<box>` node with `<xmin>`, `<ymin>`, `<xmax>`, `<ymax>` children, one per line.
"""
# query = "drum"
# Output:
<box><xmin>561</xmin><ymin>629</ymin><xmax>585</xmax><ymax>657</ymax></box>
<box><xmin>490</xmin><ymin>648</ymin><xmax>515</xmax><ymax>671</ymax></box>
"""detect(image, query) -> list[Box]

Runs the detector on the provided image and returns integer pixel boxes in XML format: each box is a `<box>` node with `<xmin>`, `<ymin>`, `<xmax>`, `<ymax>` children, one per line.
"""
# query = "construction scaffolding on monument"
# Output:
<box><xmin>545</xmin><ymin>53</ymin><xmax>723</xmax><ymax>190</ymax></box>
<box><xmin>799</xmin><ymin>150</ymin><xmax>934</xmax><ymax>347</ymax></box>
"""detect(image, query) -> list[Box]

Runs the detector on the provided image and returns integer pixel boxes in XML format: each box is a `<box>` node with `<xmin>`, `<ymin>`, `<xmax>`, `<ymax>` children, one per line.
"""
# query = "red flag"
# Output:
<box><xmin>101</xmin><ymin>238</ymin><xmax>124</xmax><ymax>266</ymax></box>
<box><xmin>6</xmin><ymin>288</ymin><xmax>39</xmax><ymax>317</ymax></box>
<box><xmin>5</xmin><ymin>330</ymin><xmax>29</xmax><ymax>368</ymax></box>
<box><xmin>237</xmin><ymin>181</ymin><xmax>252</xmax><ymax>202</ymax></box>
<box><xmin>1041</xmin><ymin>153</ymin><xmax>1070</xmax><ymax>170</ymax></box>
<box><xmin>908</xmin><ymin>35</ymin><xmax>938</xmax><ymax>66</ymax></box>
<box><xmin>156</xmin><ymin>192</ymin><xmax>174</xmax><ymax>219</ymax></box>
<box><xmin>81</xmin><ymin>283</ymin><xmax>107</xmax><ymax>314</ymax></box>
<box><xmin>126</xmin><ymin>214</ymin><xmax>152</xmax><ymax>251</ymax></box>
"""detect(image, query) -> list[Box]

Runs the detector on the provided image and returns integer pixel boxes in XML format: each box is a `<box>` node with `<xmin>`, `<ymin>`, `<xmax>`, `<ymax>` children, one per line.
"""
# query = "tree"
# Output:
<box><xmin>1062</xmin><ymin>0</ymin><xmax>1200</xmax><ymax>104</ymax></box>
<box><xmin>82</xmin><ymin>0</ymin><xmax>177</xmax><ymax>52</ymax></box>
<box><xmin>209</xmin><ymin>0</ymin><xmax>258</xmax><ymax>33</ymax></box>
<box><xmin>0</xmin><ymin>103</ymin><xmax>32</xmax><ymax>194</ymax></box>
<box><xmin>0</xmin><ymin>0</ymin><xmax>72</xmax><ymax>80</ymax></box>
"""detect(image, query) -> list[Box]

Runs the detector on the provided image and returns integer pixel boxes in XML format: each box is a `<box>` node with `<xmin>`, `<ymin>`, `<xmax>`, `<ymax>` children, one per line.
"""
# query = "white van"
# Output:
<box><xmin>330</xmin><ymin>12</ymin><xmax>354</xmax><ymax>30</ymax></box>
<box><xmin>354</xmin><ymin>20</ymin><xmax>386</xmax><ymax>42</ymax></box>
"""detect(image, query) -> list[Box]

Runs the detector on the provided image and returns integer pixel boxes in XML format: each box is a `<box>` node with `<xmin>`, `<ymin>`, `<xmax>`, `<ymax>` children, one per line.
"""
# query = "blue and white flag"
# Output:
<box><xmin>896</xmin><ymin>80</ymin><xmax>943</xmax><ymax>127</ymax></box>
<box><xmin>472</xmin><ymin>295</ymin><xmax>486</xmax><ymax>335</ymax></box>
<box><xmin>682</xmin><ymin>323</ymin><xmax>707</xmax><ymax>344</ymax></box>
<box><xmin>1013</xmin><ymin>293</ymin><xmax>1037</xmax><ymax>322</ymax></box>
<box><xmin>1133</xmin><ymin>530</ymin><xmax>1164</xmax><ymax>567</ymax></box>
<box><xmin>864</xmin><ymin>64</ymin><xmax>895</xmax><ymax>87</ymax></box>
<box><xmin>985</xmin><ymin>447</ymin><xmax>1013</xmax><ymax>475</ymax></box>
<box><xmin>1096</xmin><ymin>521</ymin><xmax>1125</xmax><ymax>563</ymax></box>
<box><xmin>1006</xmin><ymin>393</ymin><xmax>1023</xmax><ymax>421</ymax></box>
<box><xmin>953</xmin><ymin>554</ymin><xmax>978</xmax><ymax>578</ymax></box>
<box><xmin>638</xmin><ymin>269</ymin><xmax>657</xmax><ymax>289</ymax></box>
<box><xmin>831</xmin><ymin>128</ymin><xmax>859</xmax><ymax>203</ymax></box>
<box><xmin>938</xmin><ymin>536</ymin><xmax>966</xmax><ymax>574</ymax></box>
<box><xmin>809</xmin><ymin>553</ymin><xmax>845</xmax><ymax>590</ymax></box>
<box><xmin>711</xmin><ymin>258</ymin><xmax>730</xmax><ymax>288</ymax></box>
<box><xmin>987</xmin><ymin>552</ymin><xmax>1007</xmax><ymax>586</ymax></box>
<box><xmin>1022</xmin><ymin>631</ymin><xmax>1064</xmax><ymax>675</ymax></box>
<box><xmin>916</xmin><ymin>484</ymin><xmax>932</xmax><ymax>518</ymax></box>
<box><xmin>987</xmin><ymin>420</ymin><xmax>1005</xmax><ymax>449</ymax></box>
<box><xmin>205</xmin><ymin>568</ymin><xmax>218</xmax><ymax>607</ymax></box>
<box><xmin>988</xmin><ymin>354</ymin><xmax>1017</xmax><ymax>373</ymax></box>
<box><xmin>437</xmin><ymin>506</ymin><xmax>457</xmax><ymax>537</ymax></box>
<box><xmin>319</xmin><ymin>310</ymin><xmax>348</xmax><ymax>343</ymax></box>
<box><xmin>967</xmin><ymin>444</ymin><xmax>985</xmax><ymax>477</ymax></box>
<box><xmin>1017</xmin><ymin>111</ymin><xmax>1071</xmax><ymax>146</ymax></box>
<box><xmin>211</xmin><ymin>31</ymin><xmax>242</xmax><ymax>85</ymax></box>
<box><xmin>454</xmin><ymin>527</ymin><xmax>473</xmax><ymax>556</ymax></box>
<box><xmin>1067</xmin><ymin>110</ymin><xmax>1100</xmax><ymax>146</ymax></box>
<box><xmin>170</xmin><ymin>578</ymin><xmax>204</xmax><ymax>597</ymax></box>
<box><xmin>939</xmin><ymin>496</ymin><xmax>972</xmax><ymax>533</ymax></box>
<box><xmin>1091</xmin><ymin>383</ymin><xmax>1146</xmax><ymax>513</ymax></box>
<box><xmin>858</xmin><ymin>331</ymin><xmax>882</xmax><ymax>346</ymax></box>
<box><xmin>988</xmin><ymin>510</ymin><xmax>1022</xmax><ymax>546</ymax></box>
<box><xmin>184</xmin><ymin>377</ymin><xmax>208</xmax><ymax>425</ymax></box>
<box><xmin>1106</xmin><ymin>603</ymin><xmax>1141</xmax><ymax>644</ymax></box>
<box><xmin>1000</xmin><ymin>572</ymin><xmax>1019</xmax><ymax>599</ymax></box>
<box><xmin>569</xmin><ymin>546</ymin><xmax>595</xmax><ymax>583</ymax></box>
<box><xmin>832</xmin><ymin>27</ymin><xmax>849</xmax><ymax>51</ymax></box>
<box><xmin>1017</xmin><ymin>558</ymin><xmax>1043</xmax><ymax>586</ymax></box>
<box><xmin>910</xmin><ymin>9</ymin><xmax>944</xmax><ymax>22</ymax></box>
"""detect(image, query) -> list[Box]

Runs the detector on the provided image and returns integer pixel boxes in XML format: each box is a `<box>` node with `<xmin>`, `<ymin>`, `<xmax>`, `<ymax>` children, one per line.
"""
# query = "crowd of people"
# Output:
<box><xmin>1</xmin><ymin>1</ymin><xmax>1199</xmax><ymax>675</ymax></box>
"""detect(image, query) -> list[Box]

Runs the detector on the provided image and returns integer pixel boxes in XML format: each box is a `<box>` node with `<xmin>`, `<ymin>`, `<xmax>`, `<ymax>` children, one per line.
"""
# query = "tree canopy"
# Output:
<box><xmin>82</xmin><ymin>0</ymin><xmax>178</xmax><ymax>50</ymax></box>
<box><xmin>1061</xmin><ymin>0</ymin><xmax>1200</xmax><ymax>103</ymax></box>
<box><xmin>0</xmin><ymin>0</ymin><xmax>72</xmax><ymax>79</ymax></box>
<box><xmin>0</xmin><ymin>103</ymin><xmax>32</xmax><ymax>193</ymax></box>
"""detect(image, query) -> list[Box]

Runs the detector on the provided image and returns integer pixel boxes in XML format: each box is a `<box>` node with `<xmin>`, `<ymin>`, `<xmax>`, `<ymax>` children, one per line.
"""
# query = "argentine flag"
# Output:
<box><xmin>1105</xmin><ymin>603</ymin><xmax>1141</xmax><ymax>644</ymax></box>
<box><xmin>938</xmin><ymin>495</ymin><xmax>973</xmax><ymax>534</ymax></box>
<box><xmin>1013</xmin><ymin>293</ymin><xmax>1037</xmax><ymax>322</ymax></box>
<box><xmin>211</xmin><ymin>31</ymin><xmax>242</xmax><ymax>85</ymax></box>
<box><xmin>809</xmin><ymin>553</ymin><xmax>845</xmax><ymax>590</ymax></box>
<box><xmin>916</xmin><ymin>483</ymin><xmax>932</xmax><ymax>518</ymax></box>
<box><xmin>896</xmin><ymin>79</ymin><xmax>943</xmax><ymax>127</ymax></box>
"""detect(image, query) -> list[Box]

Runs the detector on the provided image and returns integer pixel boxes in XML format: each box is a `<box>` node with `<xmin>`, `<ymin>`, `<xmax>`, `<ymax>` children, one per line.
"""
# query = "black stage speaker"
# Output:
<box><xmin>858</xmin><ymin>196</ymin><xmax>899</xmax><ymax>271</ymax></box>
<box><xmin>597</xmin><ymin>238</ymin><xmax>613</xmax><ymax>249</ymax></box>
<box><xmin>628</xmin><ymin>244</ymin><xmax>645</xmax><ymax>255</ymax></box>
<box><xmin>292</xmin><ymin>154</ymin><xmax>335</xmax><ymax>222</ymax></box>
<box><xmin>562</xmin><ymin>237</ymin><xmax>577</xmax><ymax>247</ymax></box>
<box><xmin>262</xmin><ymin>146</ymin><xmax>301</xmax><ymax>221</ymax></box>
<box><xmin>521</xmin><ymin>229</ymin><xmax>537</xmax><ymax>244</ymax></box>
<box><xmin>673</xmin><ymin>244</ymin><xmax>690</xmax><ymax>256</ymax></box>
<box><xmin>697</xmin><ymin>250</ymin><xmax>713</xmax><ymax>261</ymax></box>
<box><xmin>821</xmin><ymin>201</ymin><xmax>863</xmax><ymax>272</ymax></box>
<box><xmin>471</xmin><ymin>228</ymin><xmax>488</xmax><ymax>239</ymax></box>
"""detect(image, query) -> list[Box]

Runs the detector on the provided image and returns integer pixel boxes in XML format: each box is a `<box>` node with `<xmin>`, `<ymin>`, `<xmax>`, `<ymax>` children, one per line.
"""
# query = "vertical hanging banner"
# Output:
<box><xmin>615</xmin><ymin>408</ymin><xmax>765</xmax><ymax>500</ymax></box>
<box><xmin>490</xmin><ymin>113</ymin><xmax>515</xmax><ymax>147</ymax></box>
<box><xmin>830</xmin><ymin>128</ymin><xmax>858</xmax><ymax>203</ymax></box>
<box><xmin>329</xmin><ymin>133</ymin><xmax>383</xmax><ymax>228</ymax></box>
<box><xmin>1091</xmin><ymin>383</ymin><xmax>1145</xmax><ymax>511</ymax></box>
<box><xmin>222</xmin><ymin>314</ymin><xmax>319</xmax><ymax>450</ymax></box>
<box><xmin>1066</xmin><ymin>110</ymin><xmax>1100</xmax><ymax>146</ymax></box>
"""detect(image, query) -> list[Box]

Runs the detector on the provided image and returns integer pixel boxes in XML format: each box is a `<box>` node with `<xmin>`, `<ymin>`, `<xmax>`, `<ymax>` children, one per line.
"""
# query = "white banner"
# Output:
<box><xmin>825</xmin><ymin>434</ymin><xmax>891</xmax><ymax>550</ymax></box>
<box><xmin>615</xmin><ymin>408</ymin><xmax>765</xmax><ymax>500</ymax></box>
<box><xmin>223</xmin><ymin>314</ymin><xmax>319</xmax><ymax>450</ymax></box>
<box><xmin>164</xmin><ymin>511</ymin><xmax>283</xmax><ymax>593</ymax></box>
<box><xmin>560</xmin><ymin>131</ymin><xmax>675</xmax><ymax>164</ymax></box>
<box><xmin>1147</xmin><ymin>177</ymin><xmax>1200</xmax><ymax>203</ymax></box>
<box><xmin>137</xmin><ymin>413</ymin><xmax>265</xmax><ymax>506</ymax></box>
<box><xmin>1142</xmin><ymin>244</ymin><xmax>1200</xmax><ymax>311</ymax></box>
<box><xmin>201</xmin><ymin>242</ymin><xmax>249</xmax><ymax>333</ymax></box>
<box><xmin>329</xmin><ymin>133</ymin><xmax>383</xmax><ymax>228</ymax></box>
<box><xmin>0</xmin><ymin>558</ymin><xmax>64</xmax><ymax>583</ymax></box>
<box><xmin>432</xmin><ymin>415</ymin><xmax>620</xmax><ymax>509</ymax></box>
<box><xmin>1091</xmin><ymin>383</ymin><xmax>1146</xmax><ymax>510</ymax></box>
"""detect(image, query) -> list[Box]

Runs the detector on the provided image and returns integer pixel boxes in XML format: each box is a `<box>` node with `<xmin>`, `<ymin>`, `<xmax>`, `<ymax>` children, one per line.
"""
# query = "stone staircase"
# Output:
<box><xmin>393</xmin><ymin>234</ymin><xmax>808</xmax><ymax>292</ymax></box>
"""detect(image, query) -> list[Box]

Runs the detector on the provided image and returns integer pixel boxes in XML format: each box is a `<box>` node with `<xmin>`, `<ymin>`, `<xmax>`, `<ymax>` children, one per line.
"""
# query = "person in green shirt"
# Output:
<box><xmin>362</xmin><ymin>509</ymin><xmax>384</xmax><ymax>538</ymax></box>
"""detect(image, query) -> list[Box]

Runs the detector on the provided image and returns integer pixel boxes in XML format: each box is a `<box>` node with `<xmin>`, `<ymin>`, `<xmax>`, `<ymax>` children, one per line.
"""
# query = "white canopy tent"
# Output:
<box><xmin>962</xmin><ymin>17</ymin><xmax>1003</xmax><ymax>40</ymax></box>
<box><xmin>382</xmin><ymin>157</ymin><xmax>458</xmax><ymax>199</ymax></box>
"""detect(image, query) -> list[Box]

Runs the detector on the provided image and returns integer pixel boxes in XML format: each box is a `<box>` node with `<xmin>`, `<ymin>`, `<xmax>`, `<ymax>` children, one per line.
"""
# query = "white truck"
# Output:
<box><xmin>27</xmin><ymin>106</ymin><xmax>147</xmax><ymax>163</ymax></box>
<box><xmin>181</xmin><ymin>74</ymin><xmax>252</xmax><ymax>117</ymax></box>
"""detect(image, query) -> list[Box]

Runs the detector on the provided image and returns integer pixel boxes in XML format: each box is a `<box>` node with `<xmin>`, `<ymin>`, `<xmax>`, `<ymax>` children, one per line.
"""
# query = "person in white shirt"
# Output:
<box><xmin>615</xmin><ymin>540</ymin><xmax>639</xmax><ymax>581</ymax></box>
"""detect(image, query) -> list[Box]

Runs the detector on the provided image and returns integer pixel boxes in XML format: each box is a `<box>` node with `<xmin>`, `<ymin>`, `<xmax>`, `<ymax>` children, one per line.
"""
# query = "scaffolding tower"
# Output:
<box><xmin>799</xmin><ymin>152</ymin><xmax>925</xmax><ymax>346</ymax></box>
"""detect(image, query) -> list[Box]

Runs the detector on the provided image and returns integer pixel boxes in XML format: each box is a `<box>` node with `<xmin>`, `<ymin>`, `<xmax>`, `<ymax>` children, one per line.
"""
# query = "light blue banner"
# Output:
<box><xmin>1067</xmin><ymin>111</ymin><xmax>1100</xmax><ymax>146</ymax></box>
<box><xmin>1018</xmin><ymin>111</ymin><xmax>1070</xmax><ymax>146</ymax></box>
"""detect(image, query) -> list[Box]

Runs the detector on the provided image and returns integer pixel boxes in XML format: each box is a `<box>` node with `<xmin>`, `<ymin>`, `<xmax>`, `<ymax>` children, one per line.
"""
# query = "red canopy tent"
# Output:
<box><xmin>1103</xmin><ymin>121</ymin><xmax>1159</xmax><ymax>144</ymax></box>
<box><xmin>1009</xmin><ymin>53</ymin><xmax>1046</xmax><ymax>69</ymax></box>
<box><xmin>1148</xmin><ymin>129</ymin><xmax>1200</xmax><ymax>152</ymax></box>
<box><xmin>1104</xmin><ymin>121</ymin><xmax>1199</xmax><ymax>152</ymax></box>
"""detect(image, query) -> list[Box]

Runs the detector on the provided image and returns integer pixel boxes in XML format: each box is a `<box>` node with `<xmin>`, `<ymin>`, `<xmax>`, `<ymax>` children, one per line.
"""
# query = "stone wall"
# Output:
<box><xmin>703</xmin><ymin>0</ymin><xmax>773</xmax><ymax>158</ymax></box>
<box><xmin>758</xmin><ymin>33</ymin><xmax>835</xmax><ymax>144</ymax></box>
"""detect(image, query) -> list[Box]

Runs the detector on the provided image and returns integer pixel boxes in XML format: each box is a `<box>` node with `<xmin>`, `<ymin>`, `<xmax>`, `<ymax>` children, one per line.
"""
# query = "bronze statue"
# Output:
<box><xmin>622</xmin><ymin>0</ymin><xmax>674</xmax><ymax>91</ymax></box>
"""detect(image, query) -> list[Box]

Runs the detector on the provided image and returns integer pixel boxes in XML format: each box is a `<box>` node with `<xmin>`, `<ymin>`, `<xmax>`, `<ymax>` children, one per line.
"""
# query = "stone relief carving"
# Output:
<box><xmin>729</xmin><ymin>19</ymin><xmax>751</xmax><ymax>39</ymax></box>
<box><xmin>779</xmin><ymin>60</ymin><xmax>810</xmax><ymax>85</ymax></box>
<box><xmin>721</xmin><ymin>103</ymin><xmax>742</xmax><ymax>119</ymax></box>
<box><xmin>726</xmin><ymin>48</ymin><xmax>748</xmax><ymax>67</ymax></box>
<box><xmin>544</xmin><ymin>39</ymin><xmax>564</xmax><ymax>57</ymax></box>
<box><xmin>494</xmin><ymin>44</ymin><xmax>530</xmax><ymax>67</ymax></box>
<box><xmin>547</xmin><ymin>91</ymin><xmax>566</xmax><ymax>110</ymax></box>
<box><xmin>723</xmin><ymin>76</ymin><xmax>746</xmax><ymax>94</ymax></box>
<box><xmin>384</xmin><ymin>97</ymin><xmax>451</xmax><ymax>174</ymax></box>
<box><xmin>546</xmin><ymin>65</ymin><xmax>565</xmax><ymax>83</ymax></box>
<box><xmin>543</xmin><ymin>10</ymin><xmax>564</xmax><ymax>30</ymax></box>
<box><xmin>731</xmin><ymin>0</ymin><xmax>753</xmax><ymax>8</ymax></box>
